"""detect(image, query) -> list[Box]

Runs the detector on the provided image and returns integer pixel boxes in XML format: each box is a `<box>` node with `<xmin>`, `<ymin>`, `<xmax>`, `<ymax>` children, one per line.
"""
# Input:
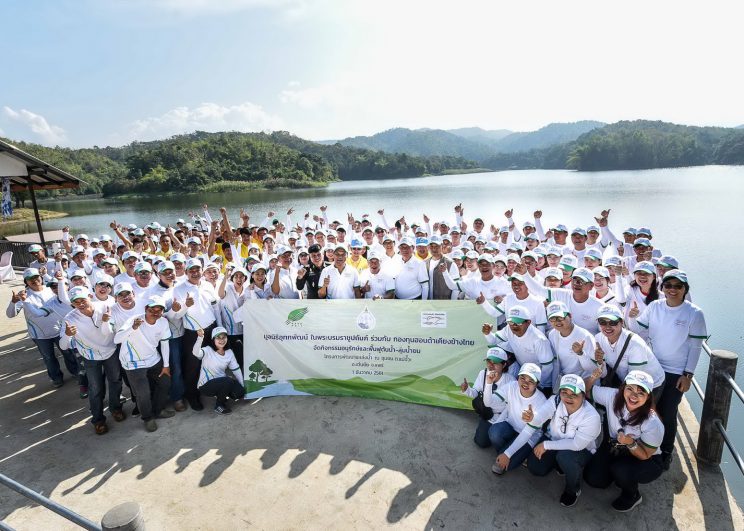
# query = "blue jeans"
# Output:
<box><xmin>168</xmin><ymin>336</ymin><xmax>184</xmax><ymax>402</ymax></box>
<box><xmin>83</xmin><ymin>355</ymin><xmax>122</xmax><ymax>424</ymax></box>
<box><xmin>32</xmin><ymin>337</ymin><xmax>79</xmax><ymax>383</ymax></box>
<box><xmin>488</xmin><ymin>421</ymin><xmax>534</xmax><ymax>470</ymax></box>
<box><xmin>527</xmin><ymin>441</ymin><xmax>592</xmax><ymax>494</ymax></box>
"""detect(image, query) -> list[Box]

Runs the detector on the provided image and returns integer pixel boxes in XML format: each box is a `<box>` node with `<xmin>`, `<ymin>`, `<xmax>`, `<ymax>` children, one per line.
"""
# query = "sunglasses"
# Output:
<box><xmin>597</xmin><ymin>318</ymin><xmax>620</xmax><ymax>327</ymax></box>
<box><xmin>663</xmin><ymin>282</ymin><xmax>685</xmax><ymax>290</ymax></box>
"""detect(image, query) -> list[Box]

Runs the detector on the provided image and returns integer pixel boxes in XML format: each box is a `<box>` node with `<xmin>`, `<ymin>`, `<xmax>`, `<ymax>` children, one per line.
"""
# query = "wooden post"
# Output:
<box><xmin>697</xmin><ymin>349</ymin><xmax>738</xmax><ymax>465</ymax></box>
<box><xmin>26</xmin><ymin>181</ymin><xmax>46</xmax><ymax>248</ymax></box>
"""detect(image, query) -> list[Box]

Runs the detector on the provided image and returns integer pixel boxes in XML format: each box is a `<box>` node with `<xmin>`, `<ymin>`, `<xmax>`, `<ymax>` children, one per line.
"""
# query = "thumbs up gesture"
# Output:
<box><xmin>572</xmin><ymin>339</ymin><xmax>585</xmax><ymax>355</ymax></box>
<box><xmin>481</xmin><ymin>323</ymin><xmax>493</xmax><ymax>335</ymax></box>
<box><xmin>629</xmin><ymin>300</ymin><xmax>640</xmax><ymax>318</ymax></box>
<box><xmin>475</xmin><ymin>292</ymin><xmax>486</xmax><ymax>305</ymax></box>
<box><xmin>102</xmin><ymin>306</ymin><xmax>111</xmax><ymax>322</ymax></box>
<box><xmin>185</xmin><ymin>292</ymin><xmax>195</xmax><ymax>307</ymax></box>
<box><xmin>522</xmin><ymin>404</ymin><xmax>534</xmax><ymax>423</ymax></box>
<box><xmin>171</xmin><ymin>299</ymin><xmax>181</xmax><ymax>312</ymax></box>
<box><xmin>460</xmin><ymin>378</ymin><xmax>469</xmax><ymax>392</ymax></box>
<box><xmin>595</xmin><ymin>344</ymin><xmax>605</xmax><ymax>364</ymax></box>
<box><xmin>64</xmin><ymin>321</ymin><xmax>77</xmax><ymax>337</ymax></box>
<box><xmin>132</xmin><ymin>317</ymin><xmax>144</xmax><ymax>330</ymax></box>
<box><xmin>438</xmin><ymin>262</ymin><xmax>447</xmax><ymax>274</ymax></box>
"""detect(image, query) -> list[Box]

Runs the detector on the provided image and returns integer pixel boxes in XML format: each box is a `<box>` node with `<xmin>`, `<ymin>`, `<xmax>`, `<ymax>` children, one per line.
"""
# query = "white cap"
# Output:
<box><xmin>662</xmin><ymin>269</ymin><xmax>688</xmax><ymax>284</ymax></box>
<box><xmin>28</xmin><ymin>244</ymin><xmax>43</xmax><ymax>253</ymax></box>
<box><xmin>114</xmin><ymin>282</ymin><xmax>134</xmax><ymax>296</ymax></box>
<box><xmin>625</xmin><ymin>370</ymin><xmax>654</xmax><ymax>393</ymax></box>
<box><xmin>604</xmin><ymin>255</ymin><xmax>621</xmax><ymax>267</ymax></box>
<box><xmin>251</xmin><ymin>263</ymin><xmax>267</xmax><ymax>274</ymax></box>
<box><xmin>518</xmin><ymin>363</ymin><xmax>541</xmax><ymax>383</ymax></box>
<box><xmin>465</xmin><ymin>250</ymin><xmax>479</xmax><ymax>260</ymax></box>
<box><xmin>72</xmin><ymin>245</ymin><xmax>86</xmax><ymax>256</ymax></box>
<box><xmin>543</xmin><ymin>267</ymin><xmax>562</xmax><ymax>279</ymax></box>
<box><xmin>134</xmin><ymin>261</ymin><xmax>153</xmax><ymax>273</ymax></box>
<box><xmin>584</xmin><ymin>248</ymin><xmax>603</xmax><ymax>261</ymax></box>
<box><xmin>506</xmin><ymin>305</ymin><xmax>532</xmax><ymax>323</ymax></box>
<box><xmin>122</xmin><ymin>251</ymin><xmax>138</xmax><ymax>261</ymax></box>
<box><xmin>546</xmin><ymin>301</ymin><xmax>569</xmax><ymax>320</ymax></box>
<box><xmin>76</xmin><ymin>234</ymin><xmax>89</xmax><ymax>241</ymax></box>
<box><xmin>559</xmin><ymin>374</ymin><xmax>586</xmax><ymax>395</ymax></box>
<box><xmin>185</xmin><ymin>258</ymin><xmax>202</xmax><ymax>270</ymax></box>
<box><xmin>68</xmin><ymin>286</ymin><xmax>90</xmax><ymax>302</ymax></box>
<box><xmin>146</xmin><ymin>295</ymin><xmax>167</xmax><ymax>308</ymax></box>
<box><xmin>477</xmin><ymin>253</ymin><xmax>495</xmax><ymax>264</ymax></box>
<box><xmin>211</xmin><ymin>326</ymin><xmax>229</xmax><ymax>339</ymax></box>
<box><xmin>187</xmin><ymin>236</ymin><xmax>202</xmax><ymax>245</ymax></box>
<box><xmin>94</xmin><ymin>273</ymin><xmax>115</xmax><ymax>286</ymax></box>
<box><xmin>572</xmin><ymin>267</ymin><xmax>594</xmax><ymax>284</ymax></box>
<box><xmin>485</xmin><ymin>347</ymin><xmax>509</xmax><ymax>363</ymax></box>
<box><xmin>559</xmin><ymin>255</ymin><xmax>579</xmax><ymax>270</ymax></box>
<box><xmin>23</xmin><ymin>268</ymin><xmax>41</xmax><ymax>279</ymax></box>
<box><xmin>658</xmin><ymin>255</ymin><xmax>679</xmax><ymax>269</ymax></box>
<box><xmin>399</xmin><ymin>237</ymin><xmax>415</xmax><ymax>247</ymax></box>
<box><xmin>157</xmin><ymin>261</ymin><xmax>175</xmax><ymax>273</ymax></box>
<box><xmin>593</xmin><ymin>266</ymin><xmax>610</xmax><ymax>279</ymax></box>
<box><xmin>633</xmin><ymin>261</ymin><xmax>655</xmax><ymax>275</ymax></box>
<box><xmin>597</xmin><ymin>304</ymin><xmax>623</xmax><ymax>321</ymax></box>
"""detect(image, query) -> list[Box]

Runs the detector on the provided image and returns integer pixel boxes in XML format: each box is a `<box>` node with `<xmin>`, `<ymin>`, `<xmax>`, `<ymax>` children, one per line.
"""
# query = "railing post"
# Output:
<box><xmin>697</xmin><ymin>349</ymin><xmax>738</xmax><ymax>465</ymax></box>
<box><xmin>101</xmin><ymin>502</ymin><xmax>145</xmax><ymax>531</ymax></box>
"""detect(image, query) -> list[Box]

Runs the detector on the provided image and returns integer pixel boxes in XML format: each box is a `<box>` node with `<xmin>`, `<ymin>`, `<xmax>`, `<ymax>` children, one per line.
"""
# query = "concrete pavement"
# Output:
<box><xmin>1</xmin><ymin>277</ymin><xmax>742</xmax><ymax>530</ymax></box>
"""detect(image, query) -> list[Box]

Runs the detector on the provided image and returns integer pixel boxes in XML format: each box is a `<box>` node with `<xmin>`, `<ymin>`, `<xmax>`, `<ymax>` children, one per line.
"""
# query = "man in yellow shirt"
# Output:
<box><xmin>346</xmin><ymin>239</ymin><xmax>368</xmax><ymax>272</ymax></box>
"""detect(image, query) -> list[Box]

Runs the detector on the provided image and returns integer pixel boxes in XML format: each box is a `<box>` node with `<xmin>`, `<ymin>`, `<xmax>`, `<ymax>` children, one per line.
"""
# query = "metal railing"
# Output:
<box><xmin>694</xmin><ymin>343</ymin><xmax>743</xmax><ymax>474</ymax></box>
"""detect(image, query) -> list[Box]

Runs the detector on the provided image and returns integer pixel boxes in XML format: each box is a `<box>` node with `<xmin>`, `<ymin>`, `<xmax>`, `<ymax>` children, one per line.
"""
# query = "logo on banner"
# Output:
<box><xmin>285</xmin><ymin>307</ymin><xmax>309</xmax><ymax>327</ymax></box>
<box><xmin>421</xmin><ymin>311</ymin><xmax>447</xmax><ymax>328</ymax></box>
<box><xmin>356</xmin><ymin>306</ymin><xmax>376</xmax><ymax>330</ymax></box>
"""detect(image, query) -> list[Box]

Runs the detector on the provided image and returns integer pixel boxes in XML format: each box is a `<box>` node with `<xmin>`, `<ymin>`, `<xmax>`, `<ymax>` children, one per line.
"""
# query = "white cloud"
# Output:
<box><xmin>121</xmin><ymin>101</ymin><xmax>286</xmax><ymax>143</ymax></box>
<box><xmin>3</xmin><ymin>106</ymin><xmax>67</xmax><ymax>145</ymax></box>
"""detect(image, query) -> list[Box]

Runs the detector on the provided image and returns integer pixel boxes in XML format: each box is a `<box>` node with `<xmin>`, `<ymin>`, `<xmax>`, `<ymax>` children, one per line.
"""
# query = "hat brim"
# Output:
<box><xmin>485</xmin><ymin>356</ymin><xmax>506</xmax><ymax>363</ymax></box>
<box><xmin>559</xmin><ymin>384</ymin><xmax>584</xmax><ymax>395</ymax></box>
<box><xmin>507</xmin><ymin>317</ymin><xmax>528</xmax><ymax>324</ymax></box>
<box><xmin>597</xmin><ymin>313</ymin><xmax>622</xmax><ymax>322</ymax></box>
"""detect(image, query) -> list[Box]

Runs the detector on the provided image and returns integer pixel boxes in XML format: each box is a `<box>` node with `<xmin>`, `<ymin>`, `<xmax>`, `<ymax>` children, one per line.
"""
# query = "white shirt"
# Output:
<box><xmin>267</xmin><ymin>267</ymin><xmax>301</xmax><ymax>299</ymax></box>
<box><xmin>318</xmin><ymin>265</ymin><xmax>360</xmax><ymax>299</ymax></box>
<box><xmin>192</xmin><ymin>336</ymin><xmax>244</xmax><ymax>388</ymax></box>
<box><xmin>219</xmin><ymin>283</ymin><xmax>249</xmax><ymax>335</ymax></box>
<box><xmin>486</xmin><ymin>326</ymin><xmax>555</xmax><ymax>388</ymax></box>
<box><xmin>486</xmin><ymin>293</ymin><xmax>548</xmax><ymax>330</ymax></box>
<box><xmin>7</xmin><ymin>287</ymin><xmax>58</xmax><ymax>339</ymax></box>
<box><xmin>510</xmin><ymin>396</ymin><xmax>601</xmax><ymax>455</ymax></box>
<box><xmin>174</xmin><ymin>280</ymin><xmax>219</xmax><ymax>331</ymax></box>
<box><xmin>59</xmin><ymin>305</ymin><xmax>116</xmax><ymax>360</ymax></box>
<box><xmin>549</xmin><ymin>324</ymin><xmax>598</xmax><ymax>383</ymax></box>
<box><xmin>634</xmin><ymin>299</ymin><xmax>707</xmax><ymax>375</ymax></box>
<box><xmin>388</xmin><ymin>256</ymin><xmax>429</xmax><ymax>300</ymax></box>
<box><xmin>595</xmin><ymin>329</ymin><xmax>665</xmax><ymax>388</ymax></box>
<box><xmin>490</xmin><ymin>380</ymin><xmax>547</xmax><ymax>457</ymax></box>
<box><xmin>474</xmin><ymin>372</ymin><xmax>515</xmax><ymax>422</ymax></box>
<box><xmin>359</xmin><ymin>269</ymin><xmax>396</xmax><ymax>299</ymax></box>
<box><xmin>114</xmin><ymin>315</ymin><xmax>172</xmax><ymax>370</ymax></box>
<box><xmin>444</xmin><ymin>272</ymin><xmax>510</xmax><ymax>302</ymax></box>
<box><xmin>592</xmin><ymin>386</ymin><xmax>665</xmax><ymax>455</ymax></box>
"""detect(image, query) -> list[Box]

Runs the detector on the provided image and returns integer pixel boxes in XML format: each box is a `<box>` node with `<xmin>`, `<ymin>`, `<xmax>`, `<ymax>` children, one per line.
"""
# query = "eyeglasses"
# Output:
<box><xmin>137</xmin><ymin>271</ymin><xmax>152</xmax><ymax>276</ymax></box>
<box><xmin>597</xmin><ymin>319</ymin><xmax>620</xmax><ymax>327</ymax></box>
<box><xmin>97</xmin><ymin>284</ymin><xmax>112</xmax><ymax>289</ymax></box>
<box><xmin>663</xmin><ymin>282</ymin><xmax>685</xmax><ymax>290</ymax></box>
<box><xmin>548</xmin><ymin>316</ymin><xmax>566</xmax><ymax>323</ymax></box>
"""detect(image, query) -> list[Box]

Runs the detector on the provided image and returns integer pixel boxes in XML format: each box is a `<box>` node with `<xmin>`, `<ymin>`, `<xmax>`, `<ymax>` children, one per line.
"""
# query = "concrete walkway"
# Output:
<box><xmin>1</xmin><ymin>277</ymin><xmax>742</xmax><ymax>530</ymax></box>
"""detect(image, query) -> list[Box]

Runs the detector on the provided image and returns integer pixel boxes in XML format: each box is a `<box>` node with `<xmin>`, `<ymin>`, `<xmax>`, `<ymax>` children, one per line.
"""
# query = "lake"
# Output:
<box><xmin>6</xmin><ymin>165</ymin><xmax>744</xmax><ymax>498</ymax></box>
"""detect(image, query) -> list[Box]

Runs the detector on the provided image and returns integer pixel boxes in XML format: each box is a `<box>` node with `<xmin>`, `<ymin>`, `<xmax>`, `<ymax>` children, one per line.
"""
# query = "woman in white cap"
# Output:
<box><xmin>218</xmin><ymin>265</ymin><xmax>250</xmax><ymax>372</ymax></box>
<box><xmin>193</xmin><ymin>327</ymin><xmax>245</xmax><ymax>414</ymax></box>
<box><xmin>615</xmin><ymin>261</ymin><xmax>659</xmax><ymax>321</ymax></box>
<box><xmin>591</xmin><ymin>266</ymin><xmax>618</xmax><ymax>305</ymax></box>
<box><xmin>489</xmin><ymin>363</ymin><xmax>547</xmax><ymax>474</ymax></box>
<box><xmin>517</xmin><ymin>374</ymin><xmax>601</xmax><ymax>507</ymax></box>
<box><xmin>628</xmin><ymin>269</ymin><xmax>707</xmax><ymax>471</ymax></box>
<box><xmin>593</xmin><ymin>304</ymin><xmax>665</xmax><ymax>397</ymax></box>
<box><xmin>460</xmin><ymin>347</ymin><xmax>514</xmax><ymax>448</ymax></box>
<box><xmin>583</xmin><ymin>370</ymin><xmax>665</xmax><ymax>512</ymax></box>
<box><xmin>546</xmin><ymin>302</ymin><xmax>597</xmax><ymax>388</ymax></box>
<box><xmin>248</xmin><ymin>263</ymin><xmax>272</xmax><ymax>299</ymax></box>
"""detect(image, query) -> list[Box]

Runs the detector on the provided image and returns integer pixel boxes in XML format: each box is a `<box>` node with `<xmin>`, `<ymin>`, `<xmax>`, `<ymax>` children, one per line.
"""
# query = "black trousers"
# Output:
<box><xmin>126</xmin><ymin>360</ymin><xmax>170</xmax><ymax>421</ymax></box>
<box><xmin>584</xmin><ymin>440</ymin><xmax>664</xmax><ymax>498</ymax></box>
<box><xmin>656</xmin><ymin>371</ymin><xmax>684</xmax><ymax>455</ymax></box>
<box><xmin>182</xmin><ymin>323</ymin><xmax>216</xmax><ymax>405</ymax></box>
<box><xmin>199</xmin><ymin>377</ymin><xmax>245</xmax><ymax>407</ymax></box>
<box><xmin>228</xmin><ymin>334</ymin><xmax>244</xmax><ymax>373</ymax></box>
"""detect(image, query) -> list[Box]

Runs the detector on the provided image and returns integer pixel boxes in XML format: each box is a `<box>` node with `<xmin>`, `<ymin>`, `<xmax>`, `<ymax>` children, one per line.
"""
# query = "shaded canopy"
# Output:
<box><xmin>0</xmin><ymin>138</ymin><xmax>84</xmax><ymax>192</ymax></box>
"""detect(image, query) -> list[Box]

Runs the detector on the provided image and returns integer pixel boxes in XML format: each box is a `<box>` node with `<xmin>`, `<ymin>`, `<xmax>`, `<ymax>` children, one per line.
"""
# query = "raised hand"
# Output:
<box><xmin>171</xmin><ymin>300</ymin><xmax>181</xmax><ymax>312</ymax></box>
<box><xmin>594</xmin><ymin>344</ymin><xmax>605</xmax><ymax>364</ymax></box>
<box><xmin>323</xmin><ymin>276</ymin><xmax>331</xmax><ymax>287</ymax></box>
<box><xmin>423</xmin><ymin>214</ymin><xmax>430</xmax><ymax>224</ymax></box>
<box><xmin>196</xmin><ymin>328</ymin><xmax>204</xmax><ymax>338</ymax></box>
<box><xmin>460</xmin><ymin>378</ymin><xmax>469</xmax><ymax>392</ymax></box>
<box><xmin>185</xmin><ymin>292</ymin><xmax>195</xmax><ymax>307</ymax></box>
<box><xmin>522</xmin><ymin>404</ymin><xmax>534</xmax><ymax>423</ymax></box>
<box><xmin>629</xmin><ymin>300</ymin><xmax>640</xmax><ymax>319</ymax></box>
<box><xmin>287</xmin><ymin>208</ymin><xmax>295</xmax><ymax>215</ymax></box>
<box><xmin>486</xmin><ymin>370</ymin><xmax>498</xmax><ymax>384</ymax></box>
<box><xmin>296</xmin><ymin>267</ymin><xmax>307</xmax><ymax>279</ymax></box>
<box><xmin>102</xmin><ymin>307</ymin><xmax>111</xmax><ymax>323</ymax></box>
<box><xmin>504</xmin><ymin>208</ymin><xmax>513</xmax><ymax>219</ymax></box>
<box><xmin>482</xmin><ymin>323</ymin><xmax>493</xmax><ymax>335</ymax></box>
<box><xmin>377</xmin><ymin>209</ymin><xmax>384</xmax><ymax>215</ymax></box>
<box><xmin>475</xmin><ymin>292</ymin><xmax>486</xmax><ymax>305</ymax></box>
<box><xmin>533</xmin><ymin>210</ymin><xmax>542</xmax><ymax>219</ymax></box>
<box><xmin>64</xmin><ymin>321</ymin><xmax>77</xmax><ymax>337</ymax></box>
<box><xmin>601</xmin><ymin>209</ymin><xmax>611</xmax><ymax>219</ymax></box>
<box><xmin>267</xmin><ymin>211</ymin><xmax>276</xmax><ymax>218</ymax></box>
<box><xmin>320</xmin><ymin>205</ymin><xmax>327</xmax><ymax>212</ymax></box>
<box><xmin>438</xmin><ymin>262</ymin><xmax>447</xmax><ymax>274</ymax></box>
<box><xmin>132</xmin><ymin>317</ymin><xmax>144</xmax><ymax>330</ymax></box>
<box><xmin>572</xmin><ymin>340</ymin><xmax>585</xmax><ymax>355</ymax></box>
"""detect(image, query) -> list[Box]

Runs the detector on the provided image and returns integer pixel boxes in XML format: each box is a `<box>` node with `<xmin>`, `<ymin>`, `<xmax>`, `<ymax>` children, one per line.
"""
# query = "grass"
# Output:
<box><xmin>1</xmin><ymin>208</ymin><xmax>68</xmax><ymax>224</ymax></box>
<box><xmin>290</xmin><ymin>374</ymin><xmax>472</xmax><ymax>410</ymax></box>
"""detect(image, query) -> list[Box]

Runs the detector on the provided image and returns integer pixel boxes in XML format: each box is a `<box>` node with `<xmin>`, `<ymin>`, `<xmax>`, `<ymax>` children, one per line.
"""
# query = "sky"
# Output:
<box><xmin>1</xmin><ymin>0</ymin><xmax>743</xmax><ymax>147</ymax></box>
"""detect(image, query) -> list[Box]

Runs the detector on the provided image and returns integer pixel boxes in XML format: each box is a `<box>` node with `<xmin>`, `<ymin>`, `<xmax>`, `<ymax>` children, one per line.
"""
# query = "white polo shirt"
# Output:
<box><xmin>592</xmin><ymin>386</ymin><xmax>664</xmax><ymax>455</ymax></box>
<box><xmin>389</xmin><ymin>256</ymin><xmax>429</xmax><ymax>300</ymax></box>
<box><xmin>267</xmin><ymin>267</ymin><xmax>301</xmax><ymax>299</ymax></box>
<box><xmin>318</xmin><ymin>264</ymin><xmax>360</xmax><ymax>299</ymax></box>
<box><xmin>359</xmin><ymin>269</ymin><xmax>396</xmax><ymax>299</ymax></box>
<box><xmin>59</xmin><ymin>305</ymin><xmax>116</xmax><ymax>360</ymax></box>
<box><xmin>174</xmin><ymin>280</ymin><xmax>219</xmax><ymax>331</ymax></box>
<box><xmin>491</xmin><ymin>380</ymin><xmax>547</xmax><ymax>457</ymax></box>
<box><xmin>487</xmin><ymin>326</ymin><xmax>555</xmax><ymax>387</ymax></box>
<box><xmin>549</xmin><ymin>324</ymin><xmax>598</xmax><ymax>381</ymax></box>
<box><xmin>595</xmin><ymin>329</ymin><xmax>665</xmax><ymax>388</ymax></box>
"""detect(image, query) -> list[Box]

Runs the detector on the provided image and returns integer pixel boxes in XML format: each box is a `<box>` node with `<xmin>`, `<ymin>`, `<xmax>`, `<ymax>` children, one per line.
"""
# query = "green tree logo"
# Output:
<box><xmin>286</xmin><ymin>307</ymin><xmax>309</xmax><ymax>326</ymax></box>
<box><xmin>248</xmin><ymin>359</ymin><xmax>273</xmax><ymax>382</ymax></box>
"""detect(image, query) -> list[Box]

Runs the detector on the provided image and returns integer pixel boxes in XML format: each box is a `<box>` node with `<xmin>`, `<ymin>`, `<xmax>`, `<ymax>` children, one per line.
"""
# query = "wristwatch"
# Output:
<box><xmin>683</xmin><ymin>371</ymin><xmax>694</xmax><ymax>379</ymax></box>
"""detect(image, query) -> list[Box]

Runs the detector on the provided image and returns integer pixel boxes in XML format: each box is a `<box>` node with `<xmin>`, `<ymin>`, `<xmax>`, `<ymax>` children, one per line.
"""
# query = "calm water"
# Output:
<box><xmin>7</xmin><ymin>166</ymin><xmax>744</xmax><ymax>499</ymax></box>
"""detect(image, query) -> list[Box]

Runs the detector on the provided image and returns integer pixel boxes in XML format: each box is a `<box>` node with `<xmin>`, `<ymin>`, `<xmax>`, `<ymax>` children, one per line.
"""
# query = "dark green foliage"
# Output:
<box><xmin>1</xmin><ymin>131</ymin><xmax>475</xmax><ymax>197</ymax></box>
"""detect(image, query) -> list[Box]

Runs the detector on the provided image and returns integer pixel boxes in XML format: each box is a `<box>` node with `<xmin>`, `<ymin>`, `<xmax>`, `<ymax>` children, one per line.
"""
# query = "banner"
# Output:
<box><xmin>241</xmin><ymin>299</ymin><xmax>488</xmax><ymax>409</ymax></box>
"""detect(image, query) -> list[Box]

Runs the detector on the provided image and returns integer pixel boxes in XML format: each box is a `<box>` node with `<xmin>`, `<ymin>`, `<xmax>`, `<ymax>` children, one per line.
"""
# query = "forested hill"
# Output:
<box><xmin>1</xmin><ymin>131</ymin><xmax>477</xmax><ymax>197</ymax></box>
<box><xmin>482</xmin><ymin>121</ymin><xmax>744</xmax><ymax>171</ymax></box>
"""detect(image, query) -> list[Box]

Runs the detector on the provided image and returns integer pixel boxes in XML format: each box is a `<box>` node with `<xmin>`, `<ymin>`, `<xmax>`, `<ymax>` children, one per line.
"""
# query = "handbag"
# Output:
<box><xmin>600</xmin><ymin>333</ymin><xmax>633</xmax><ymax>388</ymax></box>
<box><xmin>471</xmin><ymin>370</ymin><xmax>494</xmax><ymax>421</ymax></box>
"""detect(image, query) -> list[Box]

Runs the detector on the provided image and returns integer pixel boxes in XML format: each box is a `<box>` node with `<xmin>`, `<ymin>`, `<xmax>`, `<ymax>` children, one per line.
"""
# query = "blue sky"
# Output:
<box><xmin>2</xmin><ymin>0</ymin><xmax>743</xmax><ymax>147</ymax></box>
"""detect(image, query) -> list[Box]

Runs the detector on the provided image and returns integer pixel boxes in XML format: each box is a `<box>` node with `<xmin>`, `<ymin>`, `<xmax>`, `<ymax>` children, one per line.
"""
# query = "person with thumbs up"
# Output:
<box><xmin>59</xmin><ymin>286</ymin><xmax>124</xmax><ymax>434</ymax></box>
<box><xmin>546</xmin><ymin>302</ymin><xmax>597</xmax><ymax>392</ymax></box>
<box><xmin>461</xmin><ymin>347</ymin><xmax>515</xmax><ymax>448</ymax></box>
<box><xmin>488</xmin><ymin>363</ymin><xmax>547</xmax><ymax>475</ymax></box>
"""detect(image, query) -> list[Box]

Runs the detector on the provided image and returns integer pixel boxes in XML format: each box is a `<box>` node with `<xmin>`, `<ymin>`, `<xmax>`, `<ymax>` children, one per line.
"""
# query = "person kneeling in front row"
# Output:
<box><xmin>583</xmin><ymin>369</ymin><xmax>665</xmax><ymax>512</ymax></box>
<box><xmin>518</xmin><ymin>374</ymin><xmax>601</xmax><ymax>507</ymax></box>
<box><xmin>193</xmin><ymin>327</ymin><xmax>245</xmax><ymax>414</ymax></box>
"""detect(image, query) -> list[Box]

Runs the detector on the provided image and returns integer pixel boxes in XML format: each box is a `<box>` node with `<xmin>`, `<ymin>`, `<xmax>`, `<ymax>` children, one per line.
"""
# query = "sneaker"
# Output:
<box><xmin>157</xmin><ymin>409</ymin><xmax>175</xmax><ymax>419</ymax></box>
<box><xmin>52</xmin><ymin>379</ymin><xmax>64</xmax><ymax>388</ymax></box>
<box><xmin>214</xmin><ymin>404</ymin><xmax>231</xmax><ymax>415</ymax></box>
<box><xmin>612</xmin><ymin>492</ymin><xmax>643</xmax><ymax>512</ymax></box>
<box><xmin>560</xmin><ymin>489</ymin><xmax>580</xmax><ymax>507</ymax></box>
<box><xmin>661</xmin><ymin>452</ymin><xmax>673</xmax><ymax>471</ymax></box>
<box><xmin>111</xmin><ymin>409</ymin><xmax>126</xmax><ymax>422</ymax></box>
<box><xmin>491</xmin><ymin>458</ymin><xmax>505</xmax><ymax>475</ymax></box>
<box><xmin>79</xmin><ymin>386</ymin><xmax>88</xmax><ymax>399</ymax></box>
<box><xmin>144</xmin><ymin>419</ymin><xmax>158</xmax><ymax>432</ymax></box>
<box><xmin>94</xmin><ymin>421</ymin><xmax>108</xmax><ymax>435</ymax></box>
<box><xmin>174</xmin><ymin>400</ymin><xmax>187</xmax><ymax>412</ymax></box>
<box><xmin>131</xmin><ymin>405</ymin><xmax>140</xmax><ymax>417</ymax></box>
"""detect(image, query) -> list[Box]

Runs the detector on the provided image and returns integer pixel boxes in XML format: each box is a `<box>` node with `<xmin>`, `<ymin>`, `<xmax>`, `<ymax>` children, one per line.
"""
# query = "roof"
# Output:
<box><xmin>0</xmin><ymin>138</ymin><xmax>84</xmax><ymax>192</ymax></box>
<box><xmin>2</xmin><ymin>230</ymin><xmax>64</xmax><ymax>244</ymax></box>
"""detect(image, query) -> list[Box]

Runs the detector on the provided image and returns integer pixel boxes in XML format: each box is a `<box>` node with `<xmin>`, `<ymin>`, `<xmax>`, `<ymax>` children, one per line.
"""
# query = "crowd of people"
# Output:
<box><xmin>5</xmin><ymin>204</ymin><xmax>707</xmax><ymax>512</ymax></box>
